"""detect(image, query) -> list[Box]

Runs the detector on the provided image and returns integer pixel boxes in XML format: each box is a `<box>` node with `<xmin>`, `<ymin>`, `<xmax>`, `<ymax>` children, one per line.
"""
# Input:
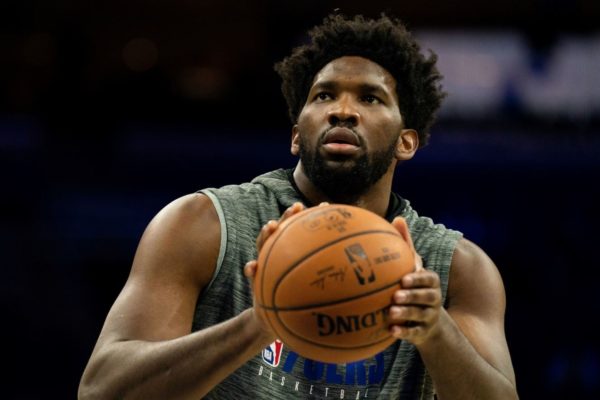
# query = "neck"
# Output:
<box><xmin>292</xmin><ymin>162</ymin><xmax>394</xmax><ymax>218</ymax></box>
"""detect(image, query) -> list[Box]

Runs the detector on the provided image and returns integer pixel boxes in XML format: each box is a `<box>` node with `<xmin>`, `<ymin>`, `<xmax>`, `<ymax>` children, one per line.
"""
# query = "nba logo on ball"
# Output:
<box><xmin>262</xmin><ymin>340</ymin><xmax>283</xmax><ymax>367</ymax></box>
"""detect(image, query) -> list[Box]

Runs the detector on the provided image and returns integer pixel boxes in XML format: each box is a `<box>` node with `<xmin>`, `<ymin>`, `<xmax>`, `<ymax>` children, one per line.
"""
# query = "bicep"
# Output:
<box><xmin>446</xmin><ymin>238</ymin><xmax>516</xmax><ymax>384</ymax></box>
<box><xmin>97</xmin><ymin>193</ymin><xmax>221</xmax><ymax>345</ymax></box>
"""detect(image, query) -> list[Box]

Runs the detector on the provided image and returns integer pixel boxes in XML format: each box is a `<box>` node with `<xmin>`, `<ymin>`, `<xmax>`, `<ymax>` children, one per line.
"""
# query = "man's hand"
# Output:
<box><xmin>243</xmin><ymin>202</ymin><xmax>308</xmax><ymax>338</ymax></box>
<box><xmin>387</xmin><ymin>216</ymin><xmax>443</xmax><ymax>346</ymax></box>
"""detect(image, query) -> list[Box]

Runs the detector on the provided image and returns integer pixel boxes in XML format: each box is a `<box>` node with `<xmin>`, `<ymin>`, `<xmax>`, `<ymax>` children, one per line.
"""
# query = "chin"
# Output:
<box><xmin>321</xmin><ymin>154</ymin><xmax>361</xmax><ymax>168</ymax></box>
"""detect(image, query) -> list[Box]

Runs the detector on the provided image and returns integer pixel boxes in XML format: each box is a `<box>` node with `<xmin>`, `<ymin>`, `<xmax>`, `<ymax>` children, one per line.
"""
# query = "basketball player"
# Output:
<box><xmin>79</xmin><ymin>14</ymin><xmax>518</xmax><ymax>399</ymax></box>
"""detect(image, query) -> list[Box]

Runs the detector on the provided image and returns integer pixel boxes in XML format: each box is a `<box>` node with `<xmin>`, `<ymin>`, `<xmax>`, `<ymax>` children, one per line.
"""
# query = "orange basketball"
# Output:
<box><xmin>254</xmin><ymin>204</ymin><xmax>415</xmax><ymax>364</ymax></box>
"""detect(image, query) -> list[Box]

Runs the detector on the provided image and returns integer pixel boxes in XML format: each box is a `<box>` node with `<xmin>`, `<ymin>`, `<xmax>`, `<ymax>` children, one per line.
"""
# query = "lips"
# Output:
<box><xmin>320</xmin><ymin>127</ymin><xmax>361</xmax><ymax>156</ymax></box>
<box><xmin>322</xmin><ymin>127</ymin><xmax>360</xmax><ymax>146</ymax></box>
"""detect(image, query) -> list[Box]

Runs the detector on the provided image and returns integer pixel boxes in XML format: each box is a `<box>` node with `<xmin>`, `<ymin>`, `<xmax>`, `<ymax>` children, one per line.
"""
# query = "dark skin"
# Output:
<box><xmin>78</xmin><ymin>56</ymin><xmax>517</xmax><ymax>400</ymax></box>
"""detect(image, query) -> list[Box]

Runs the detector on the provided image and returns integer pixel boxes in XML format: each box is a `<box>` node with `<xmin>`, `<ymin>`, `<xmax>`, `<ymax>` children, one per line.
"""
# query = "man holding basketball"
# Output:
<box><xmin>79</xmin><ymin>14</ymin><xmax>518</xmax><ymax>400</ymax></box>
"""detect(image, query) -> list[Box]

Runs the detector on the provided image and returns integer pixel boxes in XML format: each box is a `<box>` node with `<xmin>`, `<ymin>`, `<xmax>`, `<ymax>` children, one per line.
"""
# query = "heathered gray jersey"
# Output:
<box><xmin>195</xmin><ymin>169</ymin><xmax>462</xmax><ymax>399</ymax></box>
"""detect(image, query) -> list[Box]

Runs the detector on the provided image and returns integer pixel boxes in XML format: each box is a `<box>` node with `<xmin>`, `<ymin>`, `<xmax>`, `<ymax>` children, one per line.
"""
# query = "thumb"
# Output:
<box><xmin>413</xmin><ymin>252</ymin><xmax>424</xmax><ymax>272</ymax></box>
<box><xmin>391</xmin><ymin>217</ymin><xmax>415</xmax><ymax>251</ymax></box>
<box><xmin>244</xmin><ymin>260</ymin><xmax>258</xmax><ymax>279</ymax></box>
<box><xmin>392</xmin><ymin>217</ymin><xmax>423</xmax><ymax>272</ymax></box>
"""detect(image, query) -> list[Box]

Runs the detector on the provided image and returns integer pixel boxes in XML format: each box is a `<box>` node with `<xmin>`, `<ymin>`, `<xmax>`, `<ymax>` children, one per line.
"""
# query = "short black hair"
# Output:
<box><xmin>275</xmin><ymin>13</ymin><xmax>445</xmax><ymax>147</ymax></box>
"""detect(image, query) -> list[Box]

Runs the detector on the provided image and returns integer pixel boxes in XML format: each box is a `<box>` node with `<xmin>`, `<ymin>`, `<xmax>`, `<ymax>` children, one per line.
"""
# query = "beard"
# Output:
<box><xmin>298</xmin><ymin>132</ymin><xmax>398</xmax><ymax>203</ymax></box>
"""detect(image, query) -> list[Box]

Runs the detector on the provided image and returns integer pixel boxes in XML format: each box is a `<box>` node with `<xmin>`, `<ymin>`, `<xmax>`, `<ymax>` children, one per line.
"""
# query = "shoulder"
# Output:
<box><xmin>202</xmin><ymin>169</ymin><xmax>290</xmax><ymax>201</ymax></box>
<box><xmin>400</xmin><ymin>200</ymin><xmax>462</xmax><ymax>246</ymax></box>
<box><xmin>143</xmin><ymin>193</ymin><xmax>219</xmax><ymax>243</ymax></box>
<box><xmin>132</xmin><ymin>192</ymin><xmax>221</xmax><ymax>288</ymax></box>
<box><xmin>447</xmin><ymin>238</ymin><xmax>506</xmax><ymax>317</ymax></box>
<box><xmin>153</xmin><ymin>192</ymin><xmax>217</xmax><ymax>224</ymax></box>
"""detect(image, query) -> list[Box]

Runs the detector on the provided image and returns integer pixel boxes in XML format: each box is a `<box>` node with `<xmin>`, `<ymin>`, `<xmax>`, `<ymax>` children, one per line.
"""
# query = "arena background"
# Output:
<box><xmin>1</xmin><ymin>1</ymin><xmax>599</xmax><ymax>398</ymax></box>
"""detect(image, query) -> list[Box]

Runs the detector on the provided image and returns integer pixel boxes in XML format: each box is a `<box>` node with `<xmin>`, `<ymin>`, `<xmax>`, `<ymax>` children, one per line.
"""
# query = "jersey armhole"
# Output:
<box><xmin>198</xmin><ymin>190</ymin><xmax>227</xmax><ymax>295</ymax></box>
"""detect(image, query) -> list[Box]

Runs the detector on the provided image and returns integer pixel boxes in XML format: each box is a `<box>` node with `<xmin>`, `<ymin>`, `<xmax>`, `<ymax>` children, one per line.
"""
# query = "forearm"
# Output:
<box><xmin>416</xmin><ymin>310</ymin><xmax>518</xmax><ymax>400</ymax></box>
<box><xmin>79</xmin><ymin>309</ymin><xmax>272</xmax><ymax>400</ymax></box>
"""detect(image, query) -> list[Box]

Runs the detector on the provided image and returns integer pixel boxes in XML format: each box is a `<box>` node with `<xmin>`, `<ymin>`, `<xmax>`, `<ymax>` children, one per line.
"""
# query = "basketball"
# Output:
<box><xmin>254</xmin><ymin>204</ymin><xmax>415</xmax><ymax>364</ymax></box>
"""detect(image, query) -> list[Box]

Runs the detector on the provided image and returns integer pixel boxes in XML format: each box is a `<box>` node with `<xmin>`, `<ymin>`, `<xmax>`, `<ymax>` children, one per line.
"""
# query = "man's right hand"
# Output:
<box><xmin>244</xmin><ymin>202</ymin><xmax>307</xmax><ymax>339</ymax></box>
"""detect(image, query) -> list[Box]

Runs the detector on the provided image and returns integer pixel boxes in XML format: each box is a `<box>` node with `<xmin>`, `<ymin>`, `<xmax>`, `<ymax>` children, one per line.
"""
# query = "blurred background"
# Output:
<box><xmin>1</xmin><ymin>0</ymin><xmax>599</xmax><ymax>398</ymax></box>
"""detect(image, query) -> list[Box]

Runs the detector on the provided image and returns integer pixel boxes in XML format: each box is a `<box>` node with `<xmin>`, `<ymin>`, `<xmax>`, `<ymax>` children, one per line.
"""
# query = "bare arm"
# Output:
<box><xmin>389</xmin><ymin>219</ymin><xmax>518</xmax><ymax>399</ymax></box>
<box><xmin>78</xmin><ymin>194</ymin><xmax>274</xmax><ymax>400</ymax></box>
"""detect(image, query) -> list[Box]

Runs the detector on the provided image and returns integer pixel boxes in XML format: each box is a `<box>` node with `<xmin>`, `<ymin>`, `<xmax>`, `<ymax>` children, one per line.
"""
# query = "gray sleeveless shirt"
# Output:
<box><xmin>195</xmin><ymin>169</ymin><xmax>462</xmax><ymax>399</ymax></box>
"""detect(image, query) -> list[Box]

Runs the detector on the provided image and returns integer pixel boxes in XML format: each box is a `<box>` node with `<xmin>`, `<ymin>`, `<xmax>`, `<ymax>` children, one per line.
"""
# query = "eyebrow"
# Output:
<box><xmin>311</xmin><ymin>80</ymin><xmax>392</xmax><ymax>99</ymax></box>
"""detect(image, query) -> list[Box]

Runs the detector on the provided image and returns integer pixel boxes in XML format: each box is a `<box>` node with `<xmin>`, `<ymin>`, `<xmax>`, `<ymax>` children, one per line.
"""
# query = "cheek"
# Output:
<box><xmin>383</xmin><ymin>111</ymin><xmax>403</xmax><ymax>130</ymax></box>
<box><xmin>297</xmin><ymin>108</ymin><xmax>318</xmax><ymax>129</ymax></box>
<box><xmin>370</xmin><ymin>116</ymin><xmax>402</xmax><ymax>148</ymax></box>
<box><xmin>297</xmin><ymin>111</ymin><xmax>322</xmax><ymax>140</ymax></box>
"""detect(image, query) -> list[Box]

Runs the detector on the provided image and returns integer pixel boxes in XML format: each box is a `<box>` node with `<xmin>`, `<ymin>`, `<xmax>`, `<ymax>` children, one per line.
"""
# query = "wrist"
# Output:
<box><xmin>244</xmin><ymin>307</ymin><xmax>276</xmax><ymax>348</ymax></box>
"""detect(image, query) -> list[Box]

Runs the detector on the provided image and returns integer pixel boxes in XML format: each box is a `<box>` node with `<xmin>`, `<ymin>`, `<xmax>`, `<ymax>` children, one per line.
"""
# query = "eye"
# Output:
<box><xmin>362</xmin><ymin>94</ymin><xmax>382</xmax><ymax>104</ymax></box>
<box><xmin>314</xmin><ymin>92</ymin><xmax>333</xmax><ymax>102</ymax></box>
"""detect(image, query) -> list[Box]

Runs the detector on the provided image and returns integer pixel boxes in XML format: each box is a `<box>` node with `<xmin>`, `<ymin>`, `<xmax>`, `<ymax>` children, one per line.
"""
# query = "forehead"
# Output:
<box><xmin>311</xmin><ymin>56</ymin><xmax>397</xmax><ymax>93</ymax></box>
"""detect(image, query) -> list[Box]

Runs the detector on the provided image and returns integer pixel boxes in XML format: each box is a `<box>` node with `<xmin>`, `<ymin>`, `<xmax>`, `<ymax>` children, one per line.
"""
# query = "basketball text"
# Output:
<box><xmin>314</xmin><ymin>307</ymin><xmax>389</xmax><ymax>336</ymax></box>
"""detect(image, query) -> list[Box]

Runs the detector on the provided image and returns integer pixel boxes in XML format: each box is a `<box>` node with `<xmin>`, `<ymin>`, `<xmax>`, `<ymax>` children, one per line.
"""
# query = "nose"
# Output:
<box><xmin>327</xmin><ymin>95</ymin><xmax>360</xmax><ymax>127</ymax></box>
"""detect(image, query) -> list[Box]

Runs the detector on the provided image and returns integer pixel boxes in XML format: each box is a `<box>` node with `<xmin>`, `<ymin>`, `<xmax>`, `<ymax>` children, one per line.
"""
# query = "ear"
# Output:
<box><xmin>394</xmin><ymin>129</ymin><xmax>419</xmax><ymax>161</ymax></box>
<box><xmin>291</xmin><ymin>125</ymin><xmax>300</xmax><ymax>156</ymax></box>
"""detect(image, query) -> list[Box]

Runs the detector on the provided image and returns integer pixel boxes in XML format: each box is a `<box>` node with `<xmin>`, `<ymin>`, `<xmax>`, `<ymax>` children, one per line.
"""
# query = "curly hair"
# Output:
<box><xmin>274</xmin><ymin>13</ymin><xmax>445</xmax><ymax>147</ymax></box>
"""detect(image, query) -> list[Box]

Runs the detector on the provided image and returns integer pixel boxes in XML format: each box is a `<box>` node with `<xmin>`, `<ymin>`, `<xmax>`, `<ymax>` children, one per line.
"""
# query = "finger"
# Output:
<box><xmin>281</xmin><ymin>202</ymin><xmax>305</xmax><ymax>221</ymax></box>
<box><xmin>244</xmin><ymin>260</ymin><xmax>258</xmax><ymax>278</ymax></box>
<box><xmin>390</xmin><ymin>322</ymin><xmax>426</xmax><ymax>340</ymax></box>
<box><xmin>388</xmin><ymin>305</ymin><xmax>437</xmax><ymax>325</ymax></box>
<box><xmin>393</xmin><ymin>288</ymin><xmax>441</xmax><ymax>308</ymax></box>
<box><xmin>257</xmin><ymin>203</ymin><xmax>305</xmax><ymax>251</ymax></box>
<box><xmin>318</xmin><ymin>201</ymin><xmax>330</xmax><ymax>207</ymax></box>
<box><xmin>401</xmin><ymin>270</ymin><xmax>440</xmax><ymax>289</ymax></box>
<box><xmin>256</xmin><ymin>219</ymin><xmax>279</xmax><ymax>250</ymax></box>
